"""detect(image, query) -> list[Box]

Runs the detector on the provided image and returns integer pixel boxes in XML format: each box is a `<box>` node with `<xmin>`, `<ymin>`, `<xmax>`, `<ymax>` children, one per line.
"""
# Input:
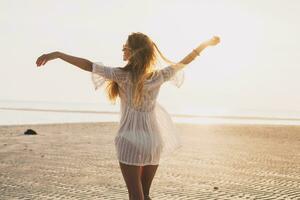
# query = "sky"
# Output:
<box><xmin>1</xmin><ymin>0</ymin><xmax>300</xmax><ymax>115</ymax></box>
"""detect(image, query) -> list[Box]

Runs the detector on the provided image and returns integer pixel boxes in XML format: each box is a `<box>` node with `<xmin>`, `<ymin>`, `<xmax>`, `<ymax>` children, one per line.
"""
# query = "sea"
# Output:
<box><xmin>1</xmin><ymin>99</ymin><xmax>300</xmax><ymax>126</ymax></box>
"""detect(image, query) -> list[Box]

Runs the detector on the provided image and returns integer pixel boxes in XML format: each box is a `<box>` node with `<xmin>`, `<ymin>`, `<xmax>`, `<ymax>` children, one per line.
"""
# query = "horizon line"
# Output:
<box><xmin>1</xmin><ymin>107</ymin><xmax>300</xmax><ymax>122</ymax></box>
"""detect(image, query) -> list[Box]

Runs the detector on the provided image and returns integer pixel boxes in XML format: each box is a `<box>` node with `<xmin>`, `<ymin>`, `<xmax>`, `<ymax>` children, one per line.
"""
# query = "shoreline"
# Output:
<box><xmin>2</xmin><ymin>120</ymin><xmax>300</xmax><ymax>128</ymax></box>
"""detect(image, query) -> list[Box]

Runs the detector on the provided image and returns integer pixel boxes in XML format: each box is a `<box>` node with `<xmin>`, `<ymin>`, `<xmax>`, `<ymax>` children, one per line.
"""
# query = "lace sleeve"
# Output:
<box><xmin>160</xmin><ymin>63</ymin><xmax>186</xmax><ymax>88</ymax></box>
<box><xmin>91</xmin><ymin>62</ymin><xmax>127</xmax><ymax>90</ymax></box>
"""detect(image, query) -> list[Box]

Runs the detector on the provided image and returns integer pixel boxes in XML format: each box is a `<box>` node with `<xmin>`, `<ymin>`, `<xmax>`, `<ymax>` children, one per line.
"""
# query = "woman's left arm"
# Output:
<box><xmin>169</xmin><ymin>36</ymin><xmax>220</xmax><ymax>72</ymax></box>
<box><xmin>36</xmin><ymin>51</ymin><xmax>93</xmax><ymax>72</ymax></box>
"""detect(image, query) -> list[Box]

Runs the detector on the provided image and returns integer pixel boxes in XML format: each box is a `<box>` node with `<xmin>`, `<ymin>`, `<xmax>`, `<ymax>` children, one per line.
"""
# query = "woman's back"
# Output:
<box><xmin>92</xmin><ymin>62</ymin><xmax>183</xmax><ymax>112</ymax></box>
<box><xmin>118</xmin><ymin>70</ymin><xmax>162</xmax><ymax>112</ymax></box>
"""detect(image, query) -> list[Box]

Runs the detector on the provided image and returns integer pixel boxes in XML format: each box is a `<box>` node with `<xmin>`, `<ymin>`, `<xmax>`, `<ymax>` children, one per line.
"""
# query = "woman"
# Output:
<box><xmin>36</xmin><ymin>32</ymin><xmax>220</xmax><ymax>200</ymax></box>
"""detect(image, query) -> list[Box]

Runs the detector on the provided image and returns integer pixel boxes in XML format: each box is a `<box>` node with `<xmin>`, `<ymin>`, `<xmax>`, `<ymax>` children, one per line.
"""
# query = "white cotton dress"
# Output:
<box><xmin>91</xmin><ymin>62</ymin><xmax>185</xmax><ymax>166</ymax></box>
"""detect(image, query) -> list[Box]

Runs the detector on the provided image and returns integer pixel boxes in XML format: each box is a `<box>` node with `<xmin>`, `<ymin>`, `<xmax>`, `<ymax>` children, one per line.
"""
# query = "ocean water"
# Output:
<box><xmin>1</xmin><ymin>100</ymin><xmax>300</xmax><ymax>126</ymax></box>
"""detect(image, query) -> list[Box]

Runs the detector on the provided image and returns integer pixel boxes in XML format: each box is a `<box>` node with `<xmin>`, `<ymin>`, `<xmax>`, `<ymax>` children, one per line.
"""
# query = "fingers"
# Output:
<box><xmin>41</xmin><ymin>59</ymin><xmax>47</xmax><ymax>66</ymax></box>
<box><xmin>36</xmin><ymin>54</ymin><xmax>47</xmax><ymax>67</ymax></box>
<box><xmin>36</xmin><ymin>55</ymin><xmax>43</xmax><ymax>67</ymax></box>
<box><xmin>210</xmin><ymin>36</ymin><xmax>220</xmax><ymax>45</ymax></box>
<box><xmin>214</xmin><ymin>36</ymin><xmax>220</xmax><ymax>43</ymax></box>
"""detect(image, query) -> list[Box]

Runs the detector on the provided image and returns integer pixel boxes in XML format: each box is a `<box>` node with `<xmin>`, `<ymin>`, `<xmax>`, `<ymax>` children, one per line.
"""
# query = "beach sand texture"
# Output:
<box><xmin>0</xmin><ymin>122</ymin><xmax>300</xmax><ymax>199</ymax></box>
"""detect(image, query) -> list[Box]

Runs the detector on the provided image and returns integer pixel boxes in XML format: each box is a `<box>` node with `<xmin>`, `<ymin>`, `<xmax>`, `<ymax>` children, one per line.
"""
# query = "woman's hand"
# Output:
<box><xmin>36</xmin><ymin>51</ymin><xmax>59</xmax><ymax>67</ymax></box>
<box><xmin>206</xmin><ymin>36</ymin><xmax>220</xmax><ymax>46</ymax></box>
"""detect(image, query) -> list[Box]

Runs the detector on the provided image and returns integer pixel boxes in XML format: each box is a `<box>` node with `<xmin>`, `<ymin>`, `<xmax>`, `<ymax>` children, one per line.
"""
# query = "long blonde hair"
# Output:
<box><xmin>106</xmin><ymin>32</ymin><xmax>175</xmax><ymax>107</ymax></box>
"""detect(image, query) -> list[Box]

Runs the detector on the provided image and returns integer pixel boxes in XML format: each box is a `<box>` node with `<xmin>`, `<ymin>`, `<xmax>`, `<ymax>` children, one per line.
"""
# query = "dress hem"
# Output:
<box><xmin>117</xmin><ymin>160</ymin><xmax>160</xmax><ymax>166</ymax></box>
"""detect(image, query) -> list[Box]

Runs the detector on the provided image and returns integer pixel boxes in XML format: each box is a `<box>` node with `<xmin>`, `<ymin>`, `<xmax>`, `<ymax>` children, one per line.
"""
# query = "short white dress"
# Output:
<box><xmin>91</xmin><ymin>62</ymin><xmax>185</xmax><ymax>166</ymax></box>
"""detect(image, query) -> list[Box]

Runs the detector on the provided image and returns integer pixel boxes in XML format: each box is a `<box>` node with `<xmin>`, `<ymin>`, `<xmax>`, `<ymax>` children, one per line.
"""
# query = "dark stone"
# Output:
<box><xmin>24</xmin><ymin>129</ymin><xmax>37</xmax><ymax>135</ymax></box>
<box><xmin>213</xmin><ymin>186</ymin><xmax>218</xmax><ymax>190</ymax></box>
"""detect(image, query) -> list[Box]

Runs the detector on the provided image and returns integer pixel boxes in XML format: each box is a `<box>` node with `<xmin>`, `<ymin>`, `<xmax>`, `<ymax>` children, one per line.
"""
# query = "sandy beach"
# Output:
<box><xmin>0</xmin><ymin>122</ymin><xmax>300</xmax><ymax>199</ymax></box>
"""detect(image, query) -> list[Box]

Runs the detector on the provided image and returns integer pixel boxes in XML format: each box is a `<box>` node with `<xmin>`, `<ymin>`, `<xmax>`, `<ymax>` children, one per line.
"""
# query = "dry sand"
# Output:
<box><xmin>0</xmin><ymin>122</ymin><xmax>300</xmax><ymax>199</ymax></box>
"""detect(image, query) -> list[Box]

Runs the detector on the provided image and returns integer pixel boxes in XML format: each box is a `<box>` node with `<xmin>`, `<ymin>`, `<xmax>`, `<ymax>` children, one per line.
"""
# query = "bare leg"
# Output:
<box><xmin>119</xmin><ymin>162</ymin><xmax>144</xmax><ymax>200</ymax></box>
<box><xmin>141</xmin><ymin>164</ymin><xmax>159</xmax><ymax>200</ymax></box>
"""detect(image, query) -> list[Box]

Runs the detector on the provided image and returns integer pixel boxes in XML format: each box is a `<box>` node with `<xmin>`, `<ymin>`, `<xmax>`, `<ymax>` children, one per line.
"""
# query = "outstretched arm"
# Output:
<box><xmin>173</xmin><ymin>36</ymin><xmax>220</xmax><ymax>70</ymax></box>
<box><xmin>36</xmin><ymin>51</ymin><xmax>93</xmax><ymax>72</ymax></box>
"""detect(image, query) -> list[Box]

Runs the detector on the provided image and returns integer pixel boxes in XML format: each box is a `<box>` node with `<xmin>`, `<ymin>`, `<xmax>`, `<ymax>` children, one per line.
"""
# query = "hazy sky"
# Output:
<box><xmin>1</xmin><ymin>0</ymin><xmax>299</xmax><ymax>115</ymax></box>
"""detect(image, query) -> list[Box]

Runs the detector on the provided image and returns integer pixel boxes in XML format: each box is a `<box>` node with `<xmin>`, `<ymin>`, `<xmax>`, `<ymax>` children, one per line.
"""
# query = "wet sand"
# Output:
<box><xmin>0</xmin><ymin>122</ymin><xmax>300</xmax><ymax>199</ymax></box>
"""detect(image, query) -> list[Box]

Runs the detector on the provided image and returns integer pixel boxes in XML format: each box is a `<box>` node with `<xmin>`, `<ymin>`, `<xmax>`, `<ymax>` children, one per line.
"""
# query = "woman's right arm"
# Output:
<box><xmin>36</xmin><ymin>51</ymin><xmax>93</xmax><ymax>72</ymax></box>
